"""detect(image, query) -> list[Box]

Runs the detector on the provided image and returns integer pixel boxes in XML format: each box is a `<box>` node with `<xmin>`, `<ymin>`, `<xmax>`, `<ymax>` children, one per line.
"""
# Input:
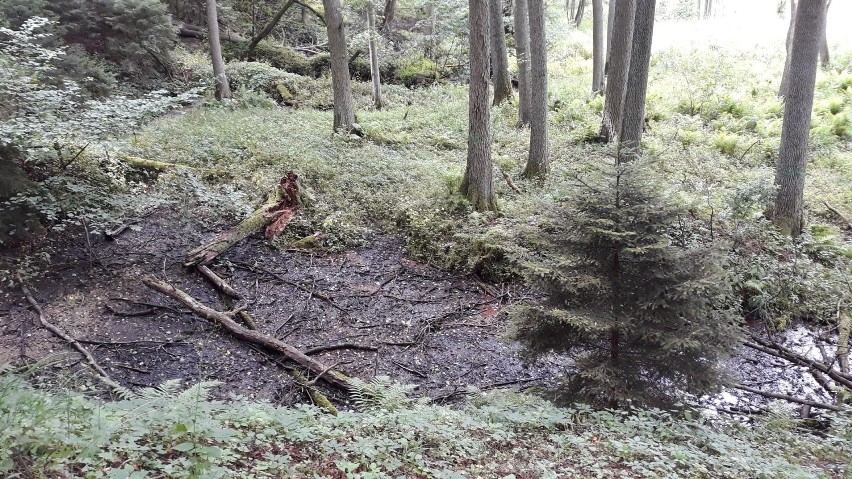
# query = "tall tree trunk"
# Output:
<box><xmin>425</xmin><ymin>4</ymin><xmax>437</xmax><ymax>59</ymax></box>
<box><xmin>322</xmin><ymin>0</ymin><xmax>356</xmax><ymax>132</ymax></box>
<box><xmin>567</xmin><ymin>0</ymin><xmax>577</xmax><ymax>21</ymax></box>
<box><xmin>575</xmin><ymin>0</ymin><xmax>587</xmax><ymax>26</ymax></box>
<box><xmin>619</xmin><ymin>0</ymin><xmax>656</xmax><ymax>162</ymax></box>
<box><xmin>779</xmin><ymin>0</ymin><xmax>797</xmax><ymax>97</ymax></box>
<box><xmin>773</xmin><ymin>0</ymin><xmax>826</xmax><ymax>237</ymax></box>
<box><xmin>591</xmin><ymin>0</ymin><xmax>604</xmax><ymax>93</ymax></box>
<box><xmin>703</xmin><ymin>0</ymin><xmax>712</xmax><ymax>18</ymax></box>
<box><xmin>696</xmin><ymin>0</ymin><xmax>702</xmax><ymax>20</ymax></box>
<box><xmin>462</xmin><ymin>0</ymin><xmax>497</xmax><ymax>211</ymax></box>
<box><xmin>489</xmin><ymin>0</ymin><xmax>514</xmax><ymax>105</ymax></box>
<box><xmin>599</xmin><ymin>0</ymin><xmax>636</xmax><ymax>143</ymax></box>
<box><xmin>605</xmin><ymin>0</ymin><xmax>617</xmax><ymax>75</ymax></box>
<box><xmin>380</xmin><ymin>0</ymin><xmax>397</xmax><ymax>33</ymax></box>
<box><xmin>524</xmin><ymin>0</ymin><xmax>549</xmax><ymax>178</ymax></box>
<box><xmin>818</xmin><ymin>1</ymin><xmax>830</xmax><ymax>68</ymax></box>
<box><xmin>207</xmin><ymin>0</ymin><xmax>231</xmax><ymax>100</ymax></box>
<box><xmin>367</xmin><ymin>1</ymin><xmax>383</xmax><ymax>109</ymax></box>
<box><xmin>514</xmin><ymin>0</ymin><xmax>532</xmax><ymax>126</ymax></box>
<box><xmin>246</xmin><ymin>0</ymin><xmax>296</xmax><ymax>55</ymax></box>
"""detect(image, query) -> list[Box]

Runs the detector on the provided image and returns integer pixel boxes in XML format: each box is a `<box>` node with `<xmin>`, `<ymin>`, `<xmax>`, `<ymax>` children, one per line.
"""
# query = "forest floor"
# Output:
<box><xmin>0</xmin><ymin>206</ymin><xmax>565</xmax><ymax>406</ymax></box>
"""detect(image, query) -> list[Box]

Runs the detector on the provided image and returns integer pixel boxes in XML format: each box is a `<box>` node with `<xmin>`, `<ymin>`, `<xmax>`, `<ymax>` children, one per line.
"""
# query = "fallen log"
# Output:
<box><xmin>142</xmin><ymin>276</ymin><xmax>350</xmax><ymax>390</ymax></box>
<box><xmin>18</xmin><ymin>275</ymin><xmax>120</xmax><ymax>390</ymax></box>
<box><xmin>731</xmin><ymin>383</ymin><xmax>843</xmax><ymax>412</ymax></box>
<box><xmin>745</xmin><ymin>336</ymin><xmax>852</xmax><ymax>390</ymax></box>
<box><xmin>185</xmin><ymin>172</ymin><xmax>302</xmax><ymax>266</ymax></box>
<box><xmin>823</xmin><ymin>201</ymin><xmax>852</xmax><ymax>230</ymax></box>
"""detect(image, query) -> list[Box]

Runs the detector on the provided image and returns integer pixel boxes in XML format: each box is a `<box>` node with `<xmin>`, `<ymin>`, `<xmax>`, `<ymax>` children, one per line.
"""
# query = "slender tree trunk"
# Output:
<box><xmin>246</xmin><ymin>0</ymin><xmax>296</xmax><ymax>55</ymax></box>
<box><xmin>425</xmin><ymin>4</ymin><xmax>437</xmax><ymax>59</ymax></box>
<box><xmin>207</xmin><ymin>0</ymin><xmax>231</xmax><ymax>100</ymax></box>
<box><xmin>599</xmin><ymin>0</ymin><xmax>636</xmax><ymax>143</ymax></box>
<box><xmin>605</xmin><ymin>0</ymin><xmax>617</xmax><ymax>75</ymax></box>
<box><xmin>592</xmin><ymin>0</ymin><xmax>604</xmax><ymax>93</ymax></box>
<box><xmin>367</xmin><ymin>1</ymin><xmax>383</xmax><ymax>109</ymax></box>
<box><xmin>524</xmin><ymin>0</ymin><xmax>549</xmax><ymax>178</ymax></box>
<box><xmin>567</xmin><ymin>0</ymin><xmax>577</xmax><ymax>21</ymax></box>
<box><xmin>462</xmin><ymin>0</ymin><xmax>497</xmax><ymax>211</ymax></box>
<box><xmin>489</xmin><ymin>0</ymin><xmax>514</xmax><ymax>105</ymax></box>
<box><xmin>575</xmin><ymin>0</ymin><xmax>587</xmax><ymax>26</ymax></box>
<box><xmin>380</xmin><ymin>0</ymin><xmax>397</xmax><ymax>33</ymax></box>
<box><xmin>619</xmin><ymin>0</ymin><xmax>656</xmax><ymax>162</ymax></box>
<box><xmin>773</xmin><ymin>0</ymin><xmax>826</xmax><ymax>237</ymax></box>
<box><xmin>696</xmin><ymin>0</ymin><xmax>702</xmax><ymax>20</ymax></box>
<box><xmin>322</xmin><ymin>0</ymin><xmax>357</xmax><ymax>132</ymax></box>
<box><xmin>514</xmin><ymin>0</ymin><xmax>532</xmax><ymax>126</ymax></box>
<box><xmin>703</xmin><ymin>0</ymin><xmax>712</xmax><ymax>18</ymax></box>
<box><xmin>819</xmin><ymin>1</ymin><xmax>830</xmax><ymax>68</ymax></box>
<box><xmin>779</xmin><ymin>0</ymin><xmax>797</xmax><ymax>97</ymax></box>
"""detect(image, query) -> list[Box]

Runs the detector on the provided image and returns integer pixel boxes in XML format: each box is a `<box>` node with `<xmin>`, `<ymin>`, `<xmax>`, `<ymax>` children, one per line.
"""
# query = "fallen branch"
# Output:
<box><xmin>18</xmin><ymin>275</ymin><xmax>120</xmax><ymax>389</ymax></box>
<box><xmin>196</xmin><ymin>265</ymin><xmax>241</xmax><ymax>298</ymax></box>
<box><xmin>500</xmin><ymin>169</ymin><xmax>522</xmax><ymax>194</ymax></box>
<box><xmin>823</xmin><ymin>201</ymin><xmax>852</xmax><ymax>230</ymax></box>
<box><xmin>731</xmin><ymin>383</ymin><xmax>843</xmax><ymax>412</ymax></box>
<box><xmin>744</xmin><ymin>336</ymin><xmax>852</xmax><ymax>390</ymax></box>
<box><xmin>391</xmin><ymin>360</ymin><xmax>428</xmax><ymax>378</ymax></box>
<box><xmin>143</xmin><ymin>276</ymin><xmax>350</xmax><ymax>390</ymax></box>
<box><xmin>304</xmin><ymin>343</ymin><xmax>378</xmax><ymax>355</ymax></box>
<box><xmin>246</xmin><ymin>0</ymin><xmax>297</xmax><ymax>55</ymax></box>
<box><xmin>185</xmin><ymin>172</ymin><xmax>302</xmax><ymax>266</ymax></box>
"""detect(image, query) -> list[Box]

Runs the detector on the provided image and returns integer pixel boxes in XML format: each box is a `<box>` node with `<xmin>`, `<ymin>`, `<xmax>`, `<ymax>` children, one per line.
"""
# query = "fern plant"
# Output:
<box><xmin>348</xmin><ymin>376</ymin><xmax>421</xmax><ymax>412</ymax></box>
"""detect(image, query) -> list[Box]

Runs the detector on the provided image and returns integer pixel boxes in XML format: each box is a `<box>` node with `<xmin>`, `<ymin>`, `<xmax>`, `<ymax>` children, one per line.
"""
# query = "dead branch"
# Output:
<box><xmin>823</xmin><ymin>201</ymin><xmax>852</xmax><ymax>230</ymax></box>
<box><xmin>731</xmin><ymin>383</ymin><xmax>843</xmax><ymax>411</ymax></box>
<box><xmin>143</xmin><ymin>276</ymin><xmax>351</xmax><ymax>390</ymax></box>
<box><xmin>304</xmin><ymin>343</ymin><xmax>378</xmax><ymax>355</ymax></box>
<box><xmin>185</xmin><ymin>173</ymin><xmax>301</xmax><ymax>266</ymax></box>
<box><xmin>744</xmin><ymin>336</ymin><xmax>852</xmax><ymax>390</ymax></box>
<box><xmin>231</xmin><ymin>261</ymin><xmax>342</xmax><ymax>309</ymax></box>
<box><xmin>18</xmin><ymin>275</ymin><xmax>120</xmax><ymax>389</ymax></box>
<box><xmin>104</xmin><ymin>303</ymin><xmax>157</xmax><ymax>317</ymax></box>
<box><xmin>196</xmin><ymin>265</ymin><xmax>241</xmax><ymax>298</ymax></box>
<box><xmin>500</xmin><ymin>169</ymin><xmax>523</xmax><ymax>194</ymax></box>
<box><xmin>391</xmin><ymin>360</ymin><xmax>428</xmax><ymax>378</ymax></box>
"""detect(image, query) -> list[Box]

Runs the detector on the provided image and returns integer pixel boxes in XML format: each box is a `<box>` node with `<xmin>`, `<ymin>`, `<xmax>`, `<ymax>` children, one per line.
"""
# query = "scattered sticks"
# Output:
<box><xmin>731</xmin><ymin>383</ymin><xmax>843</xmax><ymax>412</ymax></box>
<box><xmin>18</xmin><ymin>275</ymin><xmax>120</xmax><ymax>389</ymax></box>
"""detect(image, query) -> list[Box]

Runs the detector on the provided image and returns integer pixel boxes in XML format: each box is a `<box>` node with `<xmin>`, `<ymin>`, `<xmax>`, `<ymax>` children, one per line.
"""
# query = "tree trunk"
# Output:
<box><xmin>599</xmin><ymin>0</ymin><xmax>636</xmax><ymax>143</ymax></box>
<box><xmin>605</xmin><ymin>0</ymin><xmax>617</xmax><ymax>76</ymax></box>
<box><xmin>773</xmin><ymin>0</ymin><xmax>826</xmax><ymax>237</ymax></box>
<box><xmin>513</xmin><ymin>0</ymin><xmax>532</xmax><ymax>126</ymax></box>
<box><xmin>779</xmin><ymin>0</ymin><xmax>797</xmax><ymax>97</ymax></box>
<box><xmin>575</xmin><ymin>0</ymin><xmax>587</xmax><ymax>26</ymax></box>
<box><xmin>524</xmin><ymin>0</ymin><xmax>549</xmax><ymax>178</ymax></box>
<box><xmin>703</xmin><ymin>0</ymin><xmax>712</xmax><ymax>18</ymax></box>
<box><xmin>819</xmin><ymin>1</ymin><xmax>830</xmax><ymax>68</ymax></box>
<box><xmin>380</xmin><ymin>0</ymin><xmax>397</xmax><ymax>33</ymax></box>
<box><xmin>591</xmin><ymin>0</ymin><xmax>604</xmax><ymax>93</ymax></box>
<box><xmin>567</xmin><ymin>0</ymin><xmax>577</xmax><ymax>21</ymax></box>
<box><xmin>367</xmin><ymin>2</ymin><xmax>383</xmax><ymax>109</ymax></box>
<box><xmin>462</xmin><ymin>0</ymin><xmax>497</xmax><ymax>211</ymax></box>
<box><xmin>322</xmin><ymin>0</ymin><xmax>357</xmax><ymax>132</ymax></box>
<box><xmin>207</xmin><ymin>0</ymin><xmax>231</xmax><ymax>100</ymax></box>
<box><xmin>246</xmin><ymin>0</ymin><xmax>297</xmax><ymax>55</ymax></box>
<box><xmin>489</xmin><ymin>0</ymin><xmax>514</xmax><ymax>105</ymax></box>
<box><xmin>425</xmin><ymin>4</ymin><xmax>437</xmax><ymax>59</ymax></box>
<box><xmin>619</xmin><ymin>0</ymin><xmax>656</xmax><ymax>162</ymax></box>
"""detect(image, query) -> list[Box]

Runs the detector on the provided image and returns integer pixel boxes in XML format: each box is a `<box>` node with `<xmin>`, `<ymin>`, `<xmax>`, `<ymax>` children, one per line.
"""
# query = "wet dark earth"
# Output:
<box><xmin>1</xmin><ymin>208</ymin><xmax>562</xmax><ymax>407</ymax></box>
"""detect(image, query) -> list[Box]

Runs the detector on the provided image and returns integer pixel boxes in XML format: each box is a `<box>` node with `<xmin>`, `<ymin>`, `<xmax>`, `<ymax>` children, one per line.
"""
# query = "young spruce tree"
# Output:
<box><xmin>512</xmin><ymin>158</ymin><xmax>742</xmax><ymax>407</ymax></box>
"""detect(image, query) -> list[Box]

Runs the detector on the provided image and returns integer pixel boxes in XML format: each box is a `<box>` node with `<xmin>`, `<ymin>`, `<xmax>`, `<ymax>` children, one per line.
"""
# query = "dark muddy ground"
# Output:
<box><xmin>0</xmin><ymin>207</ymin><xmax>562</xmax><ymax>406</ymax></box>
<box><xmin>0</xmin><ymin>206</ymin><xmax>844</xmax><ymax>414</ymax></box>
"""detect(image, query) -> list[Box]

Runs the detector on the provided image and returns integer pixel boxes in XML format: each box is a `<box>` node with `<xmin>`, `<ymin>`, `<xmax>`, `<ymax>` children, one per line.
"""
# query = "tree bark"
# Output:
<box><xmin>380</xmin><ymin>0</ymin><xmax>397</xmax><ymax>33</ymax></box>
<box><xmin>773</xmin><ymin>0</ymin><xmax>826</xmax><ymax>237</ymax></box>
<box><xmin>489</xmin><ymin>0</ymin><xmax>514</xmax><ymax>105</ymax></box>
<box><xmin>367</xmin><ymin>1</ymin><xmax>383</xmax><ymax>109</ymax></box>
<box><xmin>513</xmin><ymin>0</ymin><xmax>532</xmax><ymax>126</ymax></box>
<box><xmin>524</xmin><ymin>0</ymin><xmax>549</xmax><ymax>178</ymax></box>
<box><xmin>599</xmin><ymin>0</ymin><xmax>636</xmax><ymax>143</ymax></box>
<box><xmin>575</xmin><ymin>0</ymin><xmax>587</xmax><ymax>26</ymax></box>
<box><xmin>322</xmin><ymin>0</ymin><xmax>357</xmax><ymax>132</ymax></box>
<box><xmin>605</xmin><ymin>0</ymin><xmax>617</xmax><ymax>75</ymax></box>
<box><xmin>246</xmin><ymin>0</ymin><xmax>297</xmax><ymax>56</ymax></box>
<box><xmin>591</xmin><ymin>0</ymin><xmax>604</xmax><ymax>93</ymax></box>
<box><xmin>779</xmin><ymin>0</ymin><xmax>797</xmax><ymax>97</ymax></box>
<box><xmin>207</xmin><ymin>0</ymin><xmax>231</xmax><ymax>100</ymax></box>
<box><xmin>818</xmin><ymin>1</ymin><xmax>830</xmax><ymax>68</ymax></box>
<box><xmin>462</xmin><ymin>0</ymin><xmax>497</xmax><ymax>211</ymax></box>
<box><xmin>703</xmin><ymin>0</ymin><xmax>712</xmax><ymax>18</ymax></box>
<box><xmin>618</xmin><ymin>0</ymin><xmax>656</xmax><ymax>162</ymax></box>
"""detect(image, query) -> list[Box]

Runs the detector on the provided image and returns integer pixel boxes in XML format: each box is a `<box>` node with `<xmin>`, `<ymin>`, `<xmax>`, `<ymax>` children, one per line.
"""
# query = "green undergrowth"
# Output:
<box><xmin>1</xmin><ymin>371</ymin><xmax>849</xmax><ymax>478</ymax></box>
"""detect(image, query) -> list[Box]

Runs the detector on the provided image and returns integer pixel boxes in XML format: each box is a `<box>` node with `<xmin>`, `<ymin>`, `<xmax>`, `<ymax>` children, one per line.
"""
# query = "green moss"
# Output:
<box><xmin>396</xmin><ymin>57</ymin><xmax>440</xmax><ymax>88</ymax></box>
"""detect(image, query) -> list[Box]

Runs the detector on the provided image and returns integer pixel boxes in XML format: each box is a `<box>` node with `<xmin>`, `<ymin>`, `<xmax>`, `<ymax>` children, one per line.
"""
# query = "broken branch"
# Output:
<box><xmin>731</xmin><ymin>383</ymin><xmax>843</xmax><ymax>411</ymax></box>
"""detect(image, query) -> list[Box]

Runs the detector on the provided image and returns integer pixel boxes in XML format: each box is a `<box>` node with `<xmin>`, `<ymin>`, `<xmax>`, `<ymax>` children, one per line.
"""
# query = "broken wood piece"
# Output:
<box><xmin>142</xmin><ymin>276</ymin><xmax>351</xmax><ymax>390</ymax></box>
<box><xmin>291</xmin><ymin>370</ymin><xmax>339</xmax><ymax>415</ymax></box>
<box><xmin>18</xmin><ymin>275</ymin><xmax>120</xmax><ymax>390</ymax></box>
<box><xmin>185</xmin><ymin>172</ymin><xmax>302</xmax><ymax>266</ymax></box>
<box><xmin>104</xmin><ymin>302</ymin><xmax>157</xmax><ymax>317</ymax></box>
<box><xmin>823</xmin><ymin>201</ymin><xmax>852</xmax><ymax>230</ymax></box>
<box><xmin>304</xmin><ymin>343</ymin><xmax>379</xmax><ymax>355</ymax></box>
<box><xmin>500</xmin><ymin>169</ymin><xmax>522</xmax><ymax>194</ymax></box>
<box><xmin>744</xmin><ymin>336</ymin><xmax>852</xmax><ymax>390</ymax></box>
<box><xmin>196</xmin><ymin>265</ymin><xmax>241</xmax><ymax>298</ymax></box>
<box><xmin>391</xmin><ymin>360</ymin><xmax>428</xmax><ymax>378</ymax></box>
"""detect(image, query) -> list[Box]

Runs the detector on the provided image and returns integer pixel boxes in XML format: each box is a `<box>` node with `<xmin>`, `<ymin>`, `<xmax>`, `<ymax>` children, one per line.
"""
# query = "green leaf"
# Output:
<box><xmin>173</xmin><ymin>442</ymin><xmax>195</xmax><ymax>452</ymax></box>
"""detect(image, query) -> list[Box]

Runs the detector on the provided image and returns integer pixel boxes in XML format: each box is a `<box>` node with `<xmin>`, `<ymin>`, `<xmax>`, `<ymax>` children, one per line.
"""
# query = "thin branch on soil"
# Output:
<box><xmin>76</xmin><ymin>338</ymin><xmax>189</xmax><ymax>347</ymax></box>
<box><xmin>744</xmin><ymin>336</ymin><xmax>852</xmax><ymax>390</ymax></box>
<box><xmin>823</xmin><ymin>201</ymin><xmax>852</xmax><ymax>230</ymax></box>
<box><xmin>391</xmin><ymin>360</ymin><xmax>428</xmax><ymax>378</ymax></box>
<box><xmin>196</xmin><ymin>265</ymin><xmax>241</xmax><ymax>298</ymax></box>
<box><xmin>109</xmin><ymin>297</ymin><xmax>178</xmax><ymax>313</ymax></box>
<box><xmin>369</xmin><ymin>269</ymin><xmax>400</xmax><ymax>297</ymax></box>
<box><xmin>104</xmin><ymin>303</ymin><xmax>158</xmax><ymax>317</ymax></box>
<box><xmin>500</xmin><ymin>169</ymin><xmax>523</xmax><ymax>194</ymax></box>
<box><xmin>231</xmin><ymin>261</ymin><xmax>343</xmax><ymax>310</ymax></box>
<box><xmin>730</xmin><ymin>383</ymin><xmax>843</xmax><ymax>411</ymax></box>
<box><xmin>18</xmin><ymin>275</ymin><xmax>120</xmax><ymax>390</ymax></box>
<box><xmin>143</xmin><ymin>276</ymin><xmax>351</xmax><ymax>390</ymax></box>
<box><xmin>304</xmin><ymin>343</ymin><xmax>378</xmax><ymax>355</ymax></box>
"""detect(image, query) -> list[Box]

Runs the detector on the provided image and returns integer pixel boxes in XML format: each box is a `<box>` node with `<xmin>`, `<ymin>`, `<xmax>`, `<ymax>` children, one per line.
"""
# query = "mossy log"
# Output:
<box><xmin>142</xmin><ymin>277</ymin><xmax>351</xmax><ymax>391</ymax></box>
<box><xmin>838</xmin><ymin>307</ymin><xmax>850</xmax><ymax>375</ymax></box>
<box><xmin>291</xmin><ymin>370</ymin><xmax>339</xmax><ymax>415</ymax></box>
<box><xmin>185</xmin><ymin>172</ymin><xmax>302</xmax><ymax>266</ymax></box>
